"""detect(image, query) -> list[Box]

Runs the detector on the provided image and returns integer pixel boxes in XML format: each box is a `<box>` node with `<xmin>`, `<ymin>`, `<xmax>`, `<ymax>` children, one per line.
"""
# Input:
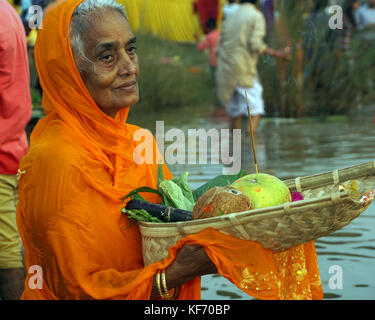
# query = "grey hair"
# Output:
<box><xmin>69</xmin><ymin>0</ymin><xmax>128</xmax><ymax>74</ymax></box>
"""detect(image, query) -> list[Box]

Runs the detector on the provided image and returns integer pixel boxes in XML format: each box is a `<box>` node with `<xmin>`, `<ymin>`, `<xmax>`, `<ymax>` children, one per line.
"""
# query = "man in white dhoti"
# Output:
<box><xmin>216</xmin><ymin>0</ymin><xmax>289</xmax><ymax>135</ymax></box>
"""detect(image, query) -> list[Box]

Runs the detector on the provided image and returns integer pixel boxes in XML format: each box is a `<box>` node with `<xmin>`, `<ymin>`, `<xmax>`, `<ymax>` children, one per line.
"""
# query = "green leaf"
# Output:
<box><xmin>157</xmin><ymin>163</ymin><xmax>174</xmax><ymax>206</ymax></box>
<box><xmin>161</xmin><ymin>195</ymin><xmax>175</xmax><ymax>207</ymax></box>
<box><xmin>171</xmin><ymin>171</ymin><xmax>195</xmax><ymax>204</ymax></box>
<box><xmin>122</xmin><ymin>186</ymin><xmax>163</xmax><ymax>203</ymax></box>
<box><xmin>192</xmin><ymin>170</ymin><xmax>247</xmax><ymax>201</ymax></box>
<box><xmin>157</xmin><ymin>163</ymin><xmax>164</xmax><ymax>186</ymax></box>
<box><xmin>159</xmin><ymin>180</ymin><xmax>195</xmax><ymax>211</ymax></box>
<box><xmin>131</xmin><ymin>193</ymin><xmax>146</xmax><ymax>202</ymax></box>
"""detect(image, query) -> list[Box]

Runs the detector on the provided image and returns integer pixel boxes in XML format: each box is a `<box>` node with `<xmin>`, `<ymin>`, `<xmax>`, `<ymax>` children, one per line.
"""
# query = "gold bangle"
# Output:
<box><xmin>161</xmin><ymin>270</ymin><xmax>173</xmax><ymax>300</ymax></box>
<box><xmin>155</xmin><ymin>270</ymin><xmax>166</xmax><ymax>300</ymax></box>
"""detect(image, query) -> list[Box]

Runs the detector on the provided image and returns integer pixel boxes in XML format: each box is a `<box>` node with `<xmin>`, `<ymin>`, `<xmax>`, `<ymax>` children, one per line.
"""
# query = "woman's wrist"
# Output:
<box><xmin>149</xmin><ymin>245</ymin><xmax>218</xmax><ymax>299</ymax></box>
<box><xmin>150</xmin><ymin>263</ymin><xmax>190</xmax><ymax>300</ymax></box>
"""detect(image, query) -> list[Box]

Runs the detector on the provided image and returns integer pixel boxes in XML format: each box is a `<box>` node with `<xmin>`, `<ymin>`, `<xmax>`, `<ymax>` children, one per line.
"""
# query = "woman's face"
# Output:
<box><xmin>75</xmin><ymin>9</ymin><xmax>139</xmax><ymax>118</ymax></box>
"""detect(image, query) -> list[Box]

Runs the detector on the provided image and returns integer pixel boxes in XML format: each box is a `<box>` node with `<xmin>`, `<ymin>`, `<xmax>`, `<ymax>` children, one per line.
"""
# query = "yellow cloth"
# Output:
<box><xmin>216</xmin><ymin>3</ymin><xmax>268</xmax><ymax>105</ymax></box>
<box><xmin>26</xmin><ymin>29</ymin><xmax>38</xmax><ymax>47</ymax></box>
<box><xmin>118</xmin><ymin>0</ymin><xmax>225</xmax><ymax>43</ymax></box>
<box><xmin>0</xmin><ymin>174</ymin><xmax>23</xmax><ymax>269</ymax></box>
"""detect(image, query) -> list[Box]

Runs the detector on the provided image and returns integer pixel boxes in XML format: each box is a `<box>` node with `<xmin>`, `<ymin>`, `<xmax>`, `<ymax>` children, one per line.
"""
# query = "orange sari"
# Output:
<box><xmin>16</xmin><ymin>0</ymin><xmax>323</xmax><ymax>300</ymax></box>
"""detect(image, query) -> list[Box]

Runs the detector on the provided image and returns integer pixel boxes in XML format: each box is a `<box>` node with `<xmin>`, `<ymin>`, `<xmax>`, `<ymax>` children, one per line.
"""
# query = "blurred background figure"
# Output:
<box><xmin>302</xmin><ymin>0</ymin><xmax>340</xmax><ymax>116</ymax></box>
<box><xmin>222</xmin><ymin>0</ymin><xmax>240</xmax><ymax>20</ymax></box>
<box><xmin>354</xmin><ymin>0</ymin><xmax>375</xmax><ymax>35</ymax></box>
<box><xmin>195</xmin><ymin>18</ymin><xmax>224</xmax><ymax>122</ymax></box>
<box><xmin>20</xmin><ymin>0</ymin><xmax>50</xmax><ymax>100</ymax></box>
<box><xmin>335</xmin><ymin>0</ymin><xmax>361</xmax><ymax>107</ymax></box>
<box><xmin>193</xmin><ymin>0</ymin><xmax>220</xmax><ymax>34</ymax></box>
<box><xmin>216</xmin><ymin>0</ymin><xmax>289</xmax><ymax>136</ymax></box>
<box><xmin>195</xmin><ymin>18</ymin><xmax>219</xmax><ymax>76</ymax></box>
<box><xmin>354</xmin><ymin>0</ymin><xmax>375</xmax><ymax>106</ymax></box>
<box><xmin>260</xmin><ymin>0</ymin><xmax>275</xmax><ymax>40</ymax></box>
<box><xmin>0</xmin><ymin>0</ymin><xmax>32</xmax><ymax>299</ymax></box>
<box><xmin>273</xmin><ymin>1</ymin><xmax>307</xmax><ymax>117</ymax></box>
<box><xmin>303</xmin><ymin>0</ymin><xmax>334</xmax><ymax>71</ymax></box>
<box><xmin>20</xmin><ymin>0</ymin><xmax>49</xmax><ymax>35</ymax></box>
<box><xmin>339</xmin><ymin>0</ymin><xmax>360</xmax><ymax>62</ymax></box>
<box><xmin>20</xmin><ymin>0</ymin><xmax>32</xmax><ymax>33</ymax></box>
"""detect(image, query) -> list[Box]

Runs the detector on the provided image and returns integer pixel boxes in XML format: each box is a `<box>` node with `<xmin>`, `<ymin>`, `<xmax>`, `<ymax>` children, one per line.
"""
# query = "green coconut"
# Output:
<box><xmin>232</xmin><ymin>173</ymin><xmax>291</xmax><ymax>209</ymax></box>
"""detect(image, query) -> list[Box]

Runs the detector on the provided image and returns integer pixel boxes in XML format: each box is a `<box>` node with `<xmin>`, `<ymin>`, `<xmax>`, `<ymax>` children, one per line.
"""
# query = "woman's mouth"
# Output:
<box><xmin>115</xmin><ymin>81</ymin><xmax>137</xmax><ymax>92</ymax></box>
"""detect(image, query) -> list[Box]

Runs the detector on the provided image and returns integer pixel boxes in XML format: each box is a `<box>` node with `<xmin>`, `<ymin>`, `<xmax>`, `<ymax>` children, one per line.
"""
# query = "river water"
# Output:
<box><xmin>129</xmin><ymin>105</ymin><xmax>375</xmax><ymax>300</ymax></box>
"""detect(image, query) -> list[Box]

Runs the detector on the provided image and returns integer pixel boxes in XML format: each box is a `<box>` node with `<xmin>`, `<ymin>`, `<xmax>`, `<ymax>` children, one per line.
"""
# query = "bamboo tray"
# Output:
<box><xmin>139</xmin><ymin>161</ymin><xmax>375</xmax><ymax>266</ymax></box>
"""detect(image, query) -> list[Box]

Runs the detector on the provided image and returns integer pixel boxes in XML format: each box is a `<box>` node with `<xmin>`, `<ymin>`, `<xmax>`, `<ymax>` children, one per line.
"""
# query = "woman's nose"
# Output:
<box><xmin>118</xmin><ymin>50</ymin><xmax>137</xmax><ymax>75</ymax></box>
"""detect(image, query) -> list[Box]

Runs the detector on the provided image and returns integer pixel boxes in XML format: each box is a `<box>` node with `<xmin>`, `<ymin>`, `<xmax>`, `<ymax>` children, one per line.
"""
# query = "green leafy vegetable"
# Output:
<box><xmin>192</xmin><ymin>170</ymin><xmax>247</xmax><ymax>202</ymax></box>
<box><xmin>171</xmin><ymin>171</ymin><xmax>195</xmax><ymax>204</ymax></box>
<box><xmin>159</xmin><ymin>180</ymin><xmax>195</xmax><ymax>211</ymax></box>
<box><xmin>157</xmin><ymin>163</ymin><xmax>175</xmax><ymax>206</ymax></box>
<box><xmin>121</xmin><ymin>208</ymin><xmax>163</xmax><ymax>223</ymax></box>
<box><xmin>121</xmin><ymin>166</ymin><xmax>248</xmax><ymax>223</ymax></box>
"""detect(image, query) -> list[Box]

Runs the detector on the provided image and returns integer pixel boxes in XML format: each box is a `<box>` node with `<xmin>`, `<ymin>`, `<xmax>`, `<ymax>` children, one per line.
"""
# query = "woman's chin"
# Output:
<box><xmin>114</xmin><ymin>96</ymin><xmax>139</xmax><ymax>108</ymax></box>
<box><xmin>124</xmin><ymin>97</ymin><xmax>139</xmax><ymax>107</ymax></box>
<box><xmin>119</xmin><ymin>93</ymin><xmax>139</xmax><ymax>107</ymax></box>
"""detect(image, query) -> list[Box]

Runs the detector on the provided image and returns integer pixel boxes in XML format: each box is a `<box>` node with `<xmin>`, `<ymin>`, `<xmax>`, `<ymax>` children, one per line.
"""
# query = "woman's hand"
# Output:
<box><xmin>169</xmin><ymin>244</ymin><xmax>218</xmax><ymax>282</ymax></box>
<box><xmin>150</xmin><ymin>244</ymin><xmax>217</xmax><ymax>299</ymax></box>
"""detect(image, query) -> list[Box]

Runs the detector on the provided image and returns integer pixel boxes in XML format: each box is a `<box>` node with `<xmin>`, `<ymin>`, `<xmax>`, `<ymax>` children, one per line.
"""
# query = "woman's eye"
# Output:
<box><xmin>100</xmin><ymin>54</ymin><xmax>114</xmax><ymax>62</ymax></box>
<box><xmin>127</xmin><ymin>46</ymin><xmax>137</xmax><ymax>55</ymax></box>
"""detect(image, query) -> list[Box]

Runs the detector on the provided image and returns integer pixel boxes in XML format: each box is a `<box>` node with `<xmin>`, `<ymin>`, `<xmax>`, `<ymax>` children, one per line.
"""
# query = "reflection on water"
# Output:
<box><xmin>128</xmin><ymin>105</ymin><xmax>375</xmax><ymax>300</ymax></box>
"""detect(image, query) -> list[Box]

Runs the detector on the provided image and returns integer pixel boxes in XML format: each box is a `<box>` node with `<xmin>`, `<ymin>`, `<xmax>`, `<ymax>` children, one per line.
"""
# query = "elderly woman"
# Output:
<box><xmin>17</xmin><ymin>0</ymin><xmax>216</xmax><ymax>300</ymax></box>
<box><xmin>17</xmin><ymin>0</ymin><xmax>323</xmax><ymax>300</ymax></box>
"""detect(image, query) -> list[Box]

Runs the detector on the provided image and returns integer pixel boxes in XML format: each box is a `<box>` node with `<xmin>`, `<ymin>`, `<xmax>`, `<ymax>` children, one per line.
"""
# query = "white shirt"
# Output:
<box><xmin>354</xmin><ymin>3</ymin><xmax>375</xmax><ymax>30</ymax></box>
<box><xmin>223</xmin><ymin>3</ymin><xmax>240</xmax><ymax>20</ymax></box>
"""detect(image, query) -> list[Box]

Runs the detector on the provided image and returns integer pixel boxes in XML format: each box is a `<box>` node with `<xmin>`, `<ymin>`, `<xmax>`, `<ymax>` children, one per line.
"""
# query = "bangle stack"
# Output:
<box><xmin>156</xmin><ymin>270</ymin><xmax>180</xmax><ymax>300</ymax></box>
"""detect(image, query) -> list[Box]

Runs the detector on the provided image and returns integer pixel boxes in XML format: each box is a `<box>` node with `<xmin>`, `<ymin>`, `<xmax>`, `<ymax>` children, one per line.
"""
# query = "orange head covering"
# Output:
<box><xmin>33</xmin><ymin>0</ymin><xmax>155</xmax><ymax>200</ymax></box>
<box><xmin>17</xmin><ymin>0</ymin><xmax>323</xmax><ymax>300</ymax></box>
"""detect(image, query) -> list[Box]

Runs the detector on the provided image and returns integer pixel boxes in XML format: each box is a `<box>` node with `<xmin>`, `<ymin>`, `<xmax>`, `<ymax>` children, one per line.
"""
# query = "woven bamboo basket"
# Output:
<box><xmin>139</xmin><ymin>161</ymin><xmax>375</xmax><ymax>266</ymax></box>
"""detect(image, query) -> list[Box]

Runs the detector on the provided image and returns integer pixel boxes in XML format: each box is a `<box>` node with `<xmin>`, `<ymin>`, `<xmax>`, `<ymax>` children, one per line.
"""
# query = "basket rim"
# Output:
<box><xmin>284</xmin><ymin>161</ymin><xmax>375</xmax><ymax>191</ymax></box>
<box><xmin>139</xmin><ymin>192</ymin><xmax>352</xmax><ymax>230</ymax></box>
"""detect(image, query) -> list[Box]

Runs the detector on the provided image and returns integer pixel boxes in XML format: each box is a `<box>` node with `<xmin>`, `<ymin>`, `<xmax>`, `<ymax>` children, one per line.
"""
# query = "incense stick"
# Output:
<box><xmin>245</xmin><ymin>90</ymin><xmax>259</xmax><ymax>174</ymax></box>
